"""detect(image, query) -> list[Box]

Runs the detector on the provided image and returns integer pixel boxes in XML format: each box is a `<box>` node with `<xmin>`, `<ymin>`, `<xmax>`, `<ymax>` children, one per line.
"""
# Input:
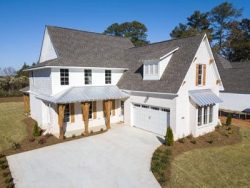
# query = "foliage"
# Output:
<box><xmin>170</xmin><ymin>2</ymin><xmax>249</xmax><ymax>61</ymax></box>
<box><xmin>11</xmin><ymin>142</ymin><xmax>21</xmax><ymax>150</ymax></box>
<box><xmin>33</xmin><ymin>122</ymin><xmax>41</xmax><ymax>137</ymax></box>
<box><xmin>165</xmin><ymin>127</ymin><xmax>174</xmax><ymax>146</ymax></box>
<box><xmin>227</xmin><ymin>18</ymin><xmax>250</xmax><ymax>61</ymax></box>
<box><xmin>104</xmin><ymin>21</ymin><xmax>149</xmax><ymax>46</ymax></box>
<box><xmin>209</xmin><ymin>2</ymin><xmax>242</xmax><ymax>54</ymax></box>
<box><xmin>226</xmin><ymin>113</ymin><xmax>232</xmax><ymax>126</ymax></box>
<box><xmin>170</xmin><ymin>11</ymin><xmax>213</xmax><ymax>40</ymax></box>
<box><xmin>151</xmin><ymin>146</ymin><xmax>171</xmax><ymax>185</ymax></box>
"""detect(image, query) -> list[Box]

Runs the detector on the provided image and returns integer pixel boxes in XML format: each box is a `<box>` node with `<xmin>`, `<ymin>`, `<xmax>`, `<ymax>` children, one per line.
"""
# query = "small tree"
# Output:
<box><xmin>226</xmin><ymin>113</ymin><xmax>232</xmax><ymax>126</ymax></box>
<box><xmin>33</xmin><ymin>122</ymin><xmax>41</xmax><ymax>137</ymax></box>
<box><xmin>165</xmin><ymin>127</ymin><xmax>174</xmax><ymax>146</ymax></box>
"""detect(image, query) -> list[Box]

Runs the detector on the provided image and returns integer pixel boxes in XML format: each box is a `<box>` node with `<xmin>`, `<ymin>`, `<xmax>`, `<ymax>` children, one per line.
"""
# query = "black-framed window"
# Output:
<box><xmin>85</xmin><ymin>69</ymin><xmax>92</xmax><ymax>85</ymax></box>
<box><xmin>198</xmin><ymin>64</ymin><xmax>203</xmax><ymax>85</ymax></box>
<box><xmin>105</xmin><ymin>70</ymin><xmax>111</xmax><ymax>84</ymax></box>
<box><xmin>209</xmin><ymin>105</ymin><xmax>213</xmax><ymax>123</ymax></box>
<box><xmin>204</xmin><ymin>106</ymin><xmax>208</xmax><ymax>124</ymax></box>
<box><xmin>63</xmin><ymin>104</ymin><xmax>70</xmax><ymax>123</ymax></box>
<box><xmin>89</xmin><ymin>102</ymin><xmax>92</xmax><ymax>119</ymax></box>
<box><xmin>60</xmin><ymin>69</ymin><xmax>69</xmax><ymax>85</ymax></box>
<box><xmin>198</xmin><ymin>107</ymin><xmax>202</xmax><ymax>126</ymax></box>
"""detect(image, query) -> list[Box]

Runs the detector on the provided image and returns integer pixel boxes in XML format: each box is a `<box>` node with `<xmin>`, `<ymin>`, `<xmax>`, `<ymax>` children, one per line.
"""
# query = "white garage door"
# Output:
<box><xmin>132</xmin><ymin>103</ymin><xmax>170</xmax><ymax>135</ymax></box>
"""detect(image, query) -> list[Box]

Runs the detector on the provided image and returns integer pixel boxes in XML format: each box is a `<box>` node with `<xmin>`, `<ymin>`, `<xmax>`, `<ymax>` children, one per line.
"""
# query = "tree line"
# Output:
<box><xmin>104</xmin><ymin>2</ymin><xmax>250</xmax><ymax>62</ymax></box>
<box><xmin>0</xmin><ymin>63</ymin><xmax>32</xmax><ymax>97</ymax></box>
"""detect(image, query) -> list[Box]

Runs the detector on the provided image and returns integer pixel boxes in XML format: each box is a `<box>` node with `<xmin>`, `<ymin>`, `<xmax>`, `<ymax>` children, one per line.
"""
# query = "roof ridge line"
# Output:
<box><xmin>128</xmin><ymin>33</ymin><xmax>205</xmax><ymax>49</ymax></box>
<box><xmin>46</xmin><ymin>25</ymin><xmax>132</xmax><ymax>42</ymax></box>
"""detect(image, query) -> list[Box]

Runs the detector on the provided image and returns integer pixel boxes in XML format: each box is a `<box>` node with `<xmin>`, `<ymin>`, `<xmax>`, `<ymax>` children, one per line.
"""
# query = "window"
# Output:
<box><xmin>155</xmin><ymin>64</ymin><xmax>158</xmax><ymax>74</ymax></box>
<box><xmin>63</xmin><ymin>104</ymin><xmax>70</xmax><ymax>123</ymax></box>
<box><xmin>209</xmin><ymin>105</ymin><xmax>213</xmax><ymax>123</ymax></box>
<box><xmin>134</xmin><ymin>104</ymin><xmax>140</xmax><ymax>107</ymax></box>
<box><xmin>142</xmin><ymin>105</ymin><xmax>149</xmax><ymax>108</ymax></box>
<box><xmin>145</xmin><ymin>65</ymin><xmax>149</xmax><ymax>75</ymax></box>
<box><xmin>105</xmin><ymin>70</ymin><xmax>111</xmax><ymax>84</ymax></box>
<box><xmin>85</xmin><ymin>69</ymin><xmax>92</xmax><ymax>85</ymax></box>
<box><xmin>60</xmin><ymin>69</ymin><xmax>69</xmax><ymax>85</ymax></box>
<box><xmin>88</xmin><ymin>102</ymin><xmax>92</xmax><ymax>119</ymax></box>
<box><xmin>150</xmin><ymin>64</ymin><xmax>153</xmax><ymax>74</ymax></box>
<box><xmin>198</xmin><ymin>107</ymin><xmax>202</xmax><ymax>126</ymax></box>
<box><xmin>204</xmin><ymin>106</ymin><xmax>208</xmax><ymax>124</ymax></box>
<box><xmin>198</xmin><ymin>64</ymin><xmax>203</xmax><ymax>85</ymax></box>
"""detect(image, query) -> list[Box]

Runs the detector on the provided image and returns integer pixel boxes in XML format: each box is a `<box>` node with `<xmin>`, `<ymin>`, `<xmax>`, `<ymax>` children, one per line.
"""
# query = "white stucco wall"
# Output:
<box><xmin>220</xmin><ymin>92</ymin><xmax>250</xmax><ymax>112</ymax></box>
<box><xmin>51</xmin><ymin>68</ymin><xmax>124</xmax><ymax>94</ymax></box>
<box><xmin>176</xmin><ymin>36</ymin><xmax>221</xmax><ymax>138</ymax></box>
<box><xmin>30</xmin><ymin>93</ymin><xmax>43</xmax><ymax>126</ymax></box>
<box><xmin>29</xmin><ymin>68</ymin><xmax>52</xmax><ymax>95</ymax></box>
<box><xmin>39</xmin><ymin>28</ymin><xmax>57</xmax><ymax>63</ymax></box>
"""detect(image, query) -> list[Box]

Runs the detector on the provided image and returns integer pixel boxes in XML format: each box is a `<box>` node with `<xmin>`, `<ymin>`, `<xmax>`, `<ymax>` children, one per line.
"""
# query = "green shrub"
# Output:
<box><xmin>0</xmin><ymin>164</ymin><xmax>8</xmax><ymax>170</ymax></box>
<box><xmin>6</xmin><ymin>182</ymin><xmax>15</xmax><ymax>188</ymax></box>
<box><xmin>5</xmin><ymin>177</ymin><xmax>13</xmax><ymax>184</ymax></box>
<box><xmin>165</xmin><ymin>127</ymin><xmax>174</xmax><ymax>146</ymax></box>
<box><xmin>11</xmin><ymin>142</ymin><xmax>21</xmax><ymax>150</ymax></box>
<box><xmin>226</xmin><ymin>113</ymin><xmax>232</xmax><ymax>126</ymax></box>
<box><xmin>37</xmin><ymin>137</ymin><xmax>46</xmax><ymax>145</ymax></box>
<box><xmin>0</xmin><ymin>159</ymin><xmax>6</xmax><ymax>165</ymax></box>
<box><xmin>178</xmin><ymin>138</ymin><xmax>185</xmax><ymax>143</ymax></box>
<box><xmin>190</xmin><ymin>139</ymin><xmax>197</xmax><ymax>144</ymax></box>
<box><xmin>2</xmin><ymin>171</ymin><xmax>10</xmax><ymax>177</ymax></box>
<box><xmin>33</xmin><ymin>122</ymin><xmax>41</xmax><ymax>137</ymax></box>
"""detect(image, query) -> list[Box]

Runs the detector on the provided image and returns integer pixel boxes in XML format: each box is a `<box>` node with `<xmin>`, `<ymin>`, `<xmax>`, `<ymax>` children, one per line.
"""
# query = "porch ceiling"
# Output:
<box><xmin>36</xmin><ymin>85</ymin><xmax>129</xmax><ymax>104</ymax></box>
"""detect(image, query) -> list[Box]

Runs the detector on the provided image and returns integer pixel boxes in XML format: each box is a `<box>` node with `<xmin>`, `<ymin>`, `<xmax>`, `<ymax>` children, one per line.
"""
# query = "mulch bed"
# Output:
<box><xmin>151</xmin><ymin>125</ymin><xmax>241</xmax><ymax>187</ymax></box>
<box><xmin>0</xmin><ymin>117</ymin><xmax>107</xmax><ymax>188</ymax></box>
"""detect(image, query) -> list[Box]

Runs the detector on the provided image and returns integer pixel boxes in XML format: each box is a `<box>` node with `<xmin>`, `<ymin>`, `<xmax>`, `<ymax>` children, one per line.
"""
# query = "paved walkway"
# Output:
<box><xmin>7</xmin><ymin>125</ymin><xmax>162</xmax><ymax>188</ymax></box>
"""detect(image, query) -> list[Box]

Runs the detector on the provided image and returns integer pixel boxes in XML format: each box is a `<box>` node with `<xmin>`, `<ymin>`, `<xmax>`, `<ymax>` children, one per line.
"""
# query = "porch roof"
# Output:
<box><xmin>189</xmin><ymin>89</ymin><xmax>223</xmax><ymax>107</ymax></box>
<box><xmin>36</xmin><ymin>85</ymin><xmax>129</xmax><ymax>104</ymax></box>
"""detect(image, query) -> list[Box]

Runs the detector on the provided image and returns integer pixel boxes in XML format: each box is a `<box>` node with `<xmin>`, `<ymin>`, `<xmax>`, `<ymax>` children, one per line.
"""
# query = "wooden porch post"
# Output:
<box><xmin>58</xmin><ymin>104</ymin><xmax>65</xmax><ymax>139</ymax></box>
<box><xmin>104</xmin><ymin>100</ymin><xmax>112</xmax><ymax>129</ymax></box>
<box><xmin>81</xmin><ymin>102</ymin><xmax>90</xmax><ymax>135</ymax></box>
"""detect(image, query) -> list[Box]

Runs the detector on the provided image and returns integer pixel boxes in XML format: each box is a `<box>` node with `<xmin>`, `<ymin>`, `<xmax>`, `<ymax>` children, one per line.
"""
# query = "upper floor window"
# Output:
<box><xmin>105</xmin><ymin>70</ymin><xmax>111</xmax><ymax>84</ymax></box>
<box><xmin>63</xmin><ymin>104</ymin><xmax>70</xmax><ymax>123</ymax></box>
<box><xmin>60</xmin><ymin>69</ymin><xmax>69</xmax><ymax>85</ymax></box>
<box><xmin>144</xmin><ymin>64</ymin><xmax>159</xmax><ymax>76</ymax></box>
<box><xmin>85</xmin><ymin>69</ymin><xmax>92</xmax><ymax>85</ymax></box>
<box><xmin>196</xmin><ymin>64</ymin><xmax>206</xmax><ymax>86</ymax></box>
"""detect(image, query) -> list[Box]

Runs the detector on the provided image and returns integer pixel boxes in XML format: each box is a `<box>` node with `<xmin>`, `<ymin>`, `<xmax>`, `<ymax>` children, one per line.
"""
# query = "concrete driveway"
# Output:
<box><xmin>7</xmin><ymin>125</ymin><xmax>162</xmax><ymax>188</ymax></box>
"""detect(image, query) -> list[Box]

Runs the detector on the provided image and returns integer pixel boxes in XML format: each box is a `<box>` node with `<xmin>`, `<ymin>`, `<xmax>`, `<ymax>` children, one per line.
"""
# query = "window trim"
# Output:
<box><xmin>84</xmin><ymin>69</ymin><xmax>92</xmax><ymax>85</ymax></box>
<box><xmin>105</xmin><ymin>70</ymin><xmax>112</xmax><ymax>84</ymax></box>
<box><xmin>197</xmin><ymin>64</ymin><xmax>203</xmax><ymax>86</ymax></box>
<box><xmin>209</xmin><ymin>105</ymin><xmax>213</xmax><ymax>123</ymax></box>
<box><xmin>60</xmin><ymin>69</ymin><xmax>69</xmax><ymax>86</ymax></box>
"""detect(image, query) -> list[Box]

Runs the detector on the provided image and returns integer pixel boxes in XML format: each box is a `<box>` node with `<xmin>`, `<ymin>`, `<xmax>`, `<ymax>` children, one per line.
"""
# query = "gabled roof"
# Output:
<box><xmin>29</xmin><ymin>26</ymin><xmax>206</xmax><ymax>94</ymax></box>
<box><xmin>215</xmin><ymin>54</ymin><xmax>250</xmax><ymax>94</ymax></box>
<box><xmin>118</xmin><ymin>34</ymin><xmax>205</xmax><ymax>93</ymax></box>
<box><xmin>32</xmin><ymin>26</ymin><xmax>134</xmax><ymax>69</ymax></box>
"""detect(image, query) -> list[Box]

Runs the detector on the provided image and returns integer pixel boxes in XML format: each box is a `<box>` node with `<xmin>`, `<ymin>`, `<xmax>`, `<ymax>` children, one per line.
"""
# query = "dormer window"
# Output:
<box><xmin>143</xmin><ymin>62</ymin><xmax>160</xmax><ymax>80</ymax></box>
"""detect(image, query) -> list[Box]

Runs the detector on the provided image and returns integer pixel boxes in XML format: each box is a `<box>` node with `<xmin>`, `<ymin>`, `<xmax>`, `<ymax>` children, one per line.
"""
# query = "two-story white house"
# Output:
<box><xmin>22</xmin><ymin>26</ymin><xmax>223</xmax><ymax>139</ymax></box>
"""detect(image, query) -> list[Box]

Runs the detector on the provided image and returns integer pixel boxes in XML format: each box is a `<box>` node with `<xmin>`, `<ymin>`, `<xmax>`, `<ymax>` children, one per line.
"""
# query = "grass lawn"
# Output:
<box><xmin>0</xmin><ymin>102</ymin><xmax>28</xmax><ymax>152</ymax></box>
<box><xmin>168</xmin><ymin>127</ymin><xmax>250</xmax><ymax>187</ymax></box>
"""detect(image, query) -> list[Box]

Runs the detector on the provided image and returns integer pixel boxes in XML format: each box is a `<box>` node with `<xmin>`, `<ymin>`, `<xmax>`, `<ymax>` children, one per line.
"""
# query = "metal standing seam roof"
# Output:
<box><xmin>36</xmin><ymin>85</ymin><xmax>129</xmax><ymax>104</ymax></box>
<box><xmin>189</xmin><ymin>89</ymin><xmax>223</xmax><ymax>107</ymax></box>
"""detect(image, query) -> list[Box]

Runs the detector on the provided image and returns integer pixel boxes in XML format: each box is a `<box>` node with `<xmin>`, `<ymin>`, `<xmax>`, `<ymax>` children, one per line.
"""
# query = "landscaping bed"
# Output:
<box><xmin>151</xmin><ymin>125</ymin><xmax>242</xmax><ymax>187</ymax></box>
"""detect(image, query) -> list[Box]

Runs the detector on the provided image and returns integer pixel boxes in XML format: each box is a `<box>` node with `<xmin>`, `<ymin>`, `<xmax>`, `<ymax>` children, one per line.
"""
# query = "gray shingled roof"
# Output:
<box><xmin>215</xmin><ymin>54</ymin><xmax>250</xmax><ymax>94</ymax></box>
<box><xmin>32</xmin><ymin>26</ymin><xmax>134</xmax><ymax>69</ymax></box>
<box><xmin>30</xmin><ymin>26</ymin><xmax>205</xmax><ymax>94</ymax></box>
<box><xmin>117</xmin><ymin>34</ymin><xmax>205</xmax><ymax>93</ymax></box>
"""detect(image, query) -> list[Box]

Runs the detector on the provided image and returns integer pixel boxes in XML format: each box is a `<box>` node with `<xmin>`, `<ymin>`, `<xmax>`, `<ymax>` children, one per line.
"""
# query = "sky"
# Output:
<box><xmin>0</xmin><ymin>0</ymin><xmax>250</xmax><ymax>69</ymax></box>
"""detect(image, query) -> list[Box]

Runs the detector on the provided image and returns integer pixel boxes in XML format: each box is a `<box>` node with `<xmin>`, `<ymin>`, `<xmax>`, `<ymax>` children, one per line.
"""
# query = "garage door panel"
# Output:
<box><xmin>132</xmin><ymin>103</ymin><xmax>170</xmax><ymax>136</ymax></box>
